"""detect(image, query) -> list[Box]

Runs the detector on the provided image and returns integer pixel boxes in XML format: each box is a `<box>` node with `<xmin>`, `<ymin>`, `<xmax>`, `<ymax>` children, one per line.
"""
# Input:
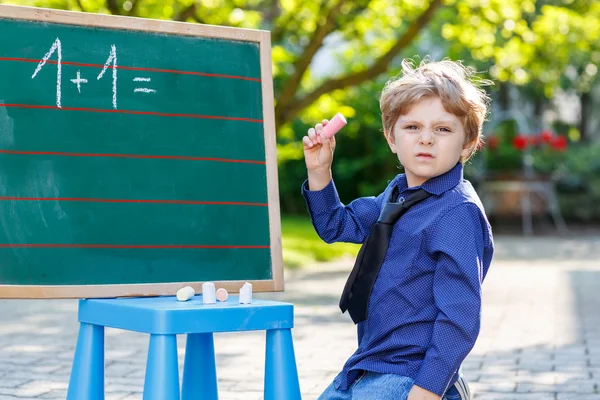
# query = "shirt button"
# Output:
<box><xmin>398</xmin><ymin>196</ymin><xmax>405</xmax><ymax>203</ymax></box>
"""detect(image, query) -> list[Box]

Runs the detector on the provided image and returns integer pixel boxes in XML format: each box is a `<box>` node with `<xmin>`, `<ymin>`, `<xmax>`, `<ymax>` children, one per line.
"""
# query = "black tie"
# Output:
<box><xmin>339</xmin><ymin>186</ymin><xmax>432</xmax><ymax>324</ymax></box>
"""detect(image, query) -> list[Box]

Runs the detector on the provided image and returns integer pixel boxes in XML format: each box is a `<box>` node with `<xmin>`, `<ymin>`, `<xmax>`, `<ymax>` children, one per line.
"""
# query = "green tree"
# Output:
<box><xmin>441</xmin><ymin>0</ymin><xmax>599</xmax><ymax>138</ymax></box>
<box><xmin>6</xmin><ymin>0</ymin><xmax>597</xmax><ymax>210</ymax></box>
<box><xmin>12</xmin><ymin>0</ymin><xmax>597</xmax><ymax>139</ymax></box>
<box><xmin>5</xmin><ymin>0</ymin><xmax>444</xmax><ymax>129</ymax></box>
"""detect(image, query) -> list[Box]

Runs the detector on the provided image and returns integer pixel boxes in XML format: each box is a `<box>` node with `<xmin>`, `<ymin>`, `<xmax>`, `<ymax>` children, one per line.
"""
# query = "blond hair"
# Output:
<box><xmin>380</xmin><ymin>59</ymin><xmax>492</xmax><ymax>162</ymax></box>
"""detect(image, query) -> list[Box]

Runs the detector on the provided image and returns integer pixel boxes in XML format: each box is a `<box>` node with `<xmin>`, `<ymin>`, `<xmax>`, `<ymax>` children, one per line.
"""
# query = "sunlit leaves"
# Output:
<box><xmin>10</xmin><ymin>0</ymin><xmax>599</xmax><ymax>132</ymax></box>
<box><xmin>440</xmin><ymin>0</ymin><xmax>599</xmax><ymax>96</ymax></box>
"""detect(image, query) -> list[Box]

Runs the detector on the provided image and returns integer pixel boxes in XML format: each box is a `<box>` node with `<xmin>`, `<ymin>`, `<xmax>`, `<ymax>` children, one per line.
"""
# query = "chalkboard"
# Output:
<box><xmin>0</xmin><ymin>5</ymin><xmax>283</xmax><ymax>298</ymax></box>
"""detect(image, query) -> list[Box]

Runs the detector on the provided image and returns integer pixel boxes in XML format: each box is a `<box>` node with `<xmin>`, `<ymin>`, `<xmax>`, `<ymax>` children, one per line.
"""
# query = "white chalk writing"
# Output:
<box><xmin>32</xmin><ymin>38</ymin><xmax>62</xmax><ymax>108</ymax></box>
<box><xmin>134</xmin><ymin>88</ymin><xmax>157</xmax><ymax>93</ymax></box>
<box><xmin>97</xmin><ymin>45</ymin><xmax>118</xmax><ymax>109</ymax></box>
<box><xmin>70</xmin><ymin>70</ymin><xmax>88</xmax><ymax>93</ymax></box>
<box><xmin>133</xmin><ymin>77</ymin><xmax>156</xmax><ymax>94</ymax></box>
<box><xmin>30</xmin><ymin>41</ymin><xmax>168</xmax><ymax>107</ymax></box>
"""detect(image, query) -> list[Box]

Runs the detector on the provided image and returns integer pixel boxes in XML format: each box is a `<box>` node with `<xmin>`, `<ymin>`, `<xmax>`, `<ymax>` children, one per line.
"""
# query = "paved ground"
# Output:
<box><xmin>1</xmin><ymin>234</ymin><xmax>600</xmax><ymax>399</ymax></box>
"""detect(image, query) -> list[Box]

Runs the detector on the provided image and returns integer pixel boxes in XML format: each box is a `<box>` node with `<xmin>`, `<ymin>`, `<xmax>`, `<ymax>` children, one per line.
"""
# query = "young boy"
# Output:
<box><xmin>301</xmin><ymin>59</ymin><xmax>494</xmax><ymax>400</ymax></box>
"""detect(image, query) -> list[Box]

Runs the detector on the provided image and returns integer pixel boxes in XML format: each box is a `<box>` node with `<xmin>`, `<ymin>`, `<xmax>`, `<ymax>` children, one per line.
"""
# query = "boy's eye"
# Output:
<box><xmin>405</xmin><ymin>125</ymin><xmax>419</xmax><ymax>130</ymax></box>
<box><xmin>438</xmin><ymin>127</ymin><xmax>452</xmax><ymax>132</ymax></box>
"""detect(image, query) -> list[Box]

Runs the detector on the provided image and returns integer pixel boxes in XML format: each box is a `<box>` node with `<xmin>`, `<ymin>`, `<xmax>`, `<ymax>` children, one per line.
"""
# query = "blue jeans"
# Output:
<box><xmin>318</xmin><ymin>372</ymin><xmax>470</xmax><ymax>400</ymax></box>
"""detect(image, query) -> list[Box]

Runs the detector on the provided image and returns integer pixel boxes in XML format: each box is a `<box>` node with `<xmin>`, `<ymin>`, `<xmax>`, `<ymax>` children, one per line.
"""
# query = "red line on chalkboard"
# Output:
<box><xmin>0</xmin><ymin>103</ymin><xmax>263</xmax><ymax>123</ymax></box>
<box><xmin>0</xmin><ymin>57</ymin><xmax>261</xmax><ymax>82</ymax></box>
<box><xmin>0</xmin><ymin>196</ymin><xmax>267</xmax><ymax>207</ymax></box>
<box><xmin>0</xmin><ymin>244</ymin><xmax>269</xmax><ymax>249</ymax></box>
<box><xmin>0</xmin><ymin>150</ymin><xmax>266</xmax><ymax>165</ymax></box>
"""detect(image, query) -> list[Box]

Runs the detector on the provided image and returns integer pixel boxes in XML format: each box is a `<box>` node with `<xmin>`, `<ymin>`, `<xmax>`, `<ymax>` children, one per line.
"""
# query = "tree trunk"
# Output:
<box><xmin>580</xmin><ymin>91</ymin><xmax>590</xmax><ymax>142</ymax></box>
<box><xmin>498</xmin><ymin>82</ymin><xmax>510</xmax><ymax>111</ymax></box>
<box><xmin>274</xmin><ymin>0</ymin><xmax>444</xmax><ymax>130</ymax></box>
<box><xmin>533</xmin><ymin>97</ymin><xmax>543</xmax><ymax>119</ymax></box>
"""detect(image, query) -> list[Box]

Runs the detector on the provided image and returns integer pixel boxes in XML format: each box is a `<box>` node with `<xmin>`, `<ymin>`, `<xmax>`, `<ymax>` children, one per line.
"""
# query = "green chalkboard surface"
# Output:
<box><xmin>0</xmin><ymin>5</ymin><xmax>283</xmax><ymax>298</ymax></box>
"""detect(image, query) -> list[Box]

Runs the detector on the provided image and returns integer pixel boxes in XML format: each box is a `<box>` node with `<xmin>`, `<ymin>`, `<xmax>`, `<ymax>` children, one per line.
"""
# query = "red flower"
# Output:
<box><xmin>528</xmin><ymin>135</ymin><xmax>541</xmax><ymax>145</ymax></box>
<box><xmin>550</xmin><ymin>135</ymin><xmax>568</xmax><ymax>151</ymax></box>
<box><xmin>540</xmin><ymin>130</ymin><xmax>554</xmax><ymax>144</ymax></box>
<box><xmin>487</xmin><ymin>136</ymin><xmax>500</xmax><ymax>150</ymax></box>
<box><xmin>512</xmin><ymin>135</ymin><xmax>528</xmax><ymax>150</ymax></box>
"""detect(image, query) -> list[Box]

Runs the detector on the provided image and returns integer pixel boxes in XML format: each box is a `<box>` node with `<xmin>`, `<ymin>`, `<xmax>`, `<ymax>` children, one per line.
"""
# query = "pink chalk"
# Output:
<box><xmin>216</xmin><ymin>288</ymin><xmax>228</xmax><ymax>302</ymax></box>
<box><xmin>322</xmin><ymin>113</ymin><xmax>347</xmax><ymax>138</ymax></box>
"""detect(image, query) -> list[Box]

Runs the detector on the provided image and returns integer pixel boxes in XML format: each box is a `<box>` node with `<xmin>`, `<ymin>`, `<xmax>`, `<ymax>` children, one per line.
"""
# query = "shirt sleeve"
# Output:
<box><xmin>300</xmin><ymin>178</ymin><xmax>391</xmax><ymax>244</ymax></box>
<box><xmin>414</xmin><ymin>202</ymin><xmax>491</xmax><ymax>396</ymax></box>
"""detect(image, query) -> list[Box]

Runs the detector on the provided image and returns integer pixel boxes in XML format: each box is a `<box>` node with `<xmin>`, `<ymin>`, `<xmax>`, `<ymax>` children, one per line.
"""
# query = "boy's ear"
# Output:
<box><xmin>384</xmin><ymin>129</ymin><xmax>397</xmax><ymax>154</ymax></box>
<box><xmin>461</xmin><ymin>138</ymin><xmax>478</xmax><ymax>159</ymax></box>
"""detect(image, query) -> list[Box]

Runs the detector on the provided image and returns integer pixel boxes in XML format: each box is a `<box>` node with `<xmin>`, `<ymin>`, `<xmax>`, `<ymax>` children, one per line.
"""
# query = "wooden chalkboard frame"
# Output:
<box><xmin>0</xmin><ymin>4</ymin><xmax>284</xmax><ymax>298</ymax></box>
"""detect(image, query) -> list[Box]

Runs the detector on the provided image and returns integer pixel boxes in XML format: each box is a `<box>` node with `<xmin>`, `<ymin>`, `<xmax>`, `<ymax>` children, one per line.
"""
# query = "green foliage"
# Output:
<box><xmin>478</xmin><ymin>119</ymin><xmax>523</xmax><ymax>174</ymax></box>
<box><xmin>441</xmin><ymin>0</ymin><xmax>600</xmax><ymax>97</ymax></box>
<box><xmin>5</xmin><ymin>0</ymin><xmax>599</xmax><ymax>214</ymax></box>
<box><xmin>281</xmin><ymin>215</ymin><xmax>359</xmax><ymax>268</ymax></box>
<box><xmin>278</xmin><ymin>77</ymin><xmax>402</xmax><ymax>213</ymax></box>
<box><xmin>472</xmin><ymin>118</ymin><xmax>572</xmax><ymax>179</ymax></box>
<box><xmin>553</xmin><ymin>142</ymin><xmax>600</xmax><ymax>221</ymax></box>
<box><xmin>554</xmin><ymin>142</ymin><xmax>600</xmax><ymax>187</ymax></box>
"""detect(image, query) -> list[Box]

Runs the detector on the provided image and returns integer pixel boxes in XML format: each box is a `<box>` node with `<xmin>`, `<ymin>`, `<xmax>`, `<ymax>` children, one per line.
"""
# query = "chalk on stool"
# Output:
<box><xmin>322</xmin><ymin>112</ymin><xmax>347</xmax><ymax>138</ymax></box>
<box><xmin>202</xmin><ymin>282</ymin><xmax>216</xmax><ymax>304</ymax></box>
<box><xmin>177</xmin><ymin>286</ymin><xmax>195</xmax><ymax>302</ymax></box>
<box><xmin>239</xmin><ymin>282</ymin><xmax>252</xmax><ymax>304</ymax></box>
<box><xmin>216</xmin><ymin>288</ymin><xmax>229</xmax><ymax>302</ymax></box>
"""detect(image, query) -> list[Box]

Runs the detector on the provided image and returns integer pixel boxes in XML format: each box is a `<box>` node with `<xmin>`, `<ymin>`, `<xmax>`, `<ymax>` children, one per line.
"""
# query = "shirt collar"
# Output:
<box><xmin>396</xmin><ymin>162</ymin><xmax>464</xmax><ymax>196</ymax></box>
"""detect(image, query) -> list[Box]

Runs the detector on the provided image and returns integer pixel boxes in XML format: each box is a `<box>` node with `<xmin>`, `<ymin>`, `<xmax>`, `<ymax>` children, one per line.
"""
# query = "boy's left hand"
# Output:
<box><xmin>407</xmin><ymin>385</ymin><xmax>441</xmax><ymax>400</ymax></box>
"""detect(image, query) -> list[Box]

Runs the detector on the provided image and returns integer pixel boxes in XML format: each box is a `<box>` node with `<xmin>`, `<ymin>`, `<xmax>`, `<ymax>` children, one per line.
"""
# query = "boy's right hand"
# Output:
<box><xmin>302</xmin><ymin>119</ymin><xmax>336</xmax><ymax>190</ymax></box>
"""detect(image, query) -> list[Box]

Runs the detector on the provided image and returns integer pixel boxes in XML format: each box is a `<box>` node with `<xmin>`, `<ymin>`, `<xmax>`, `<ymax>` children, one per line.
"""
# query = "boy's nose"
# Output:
<box><xmin>419</xmin><ymin>131</ymin><xmax>435</xmax><ymax>145</ymax></box>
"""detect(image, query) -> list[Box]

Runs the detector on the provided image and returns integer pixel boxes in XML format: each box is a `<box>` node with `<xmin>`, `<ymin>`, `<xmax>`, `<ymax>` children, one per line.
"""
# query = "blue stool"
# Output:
<box><xmin>66</xmin><ymin>295</ymin><xmax>301</xmax><ymax>400</ymax></box>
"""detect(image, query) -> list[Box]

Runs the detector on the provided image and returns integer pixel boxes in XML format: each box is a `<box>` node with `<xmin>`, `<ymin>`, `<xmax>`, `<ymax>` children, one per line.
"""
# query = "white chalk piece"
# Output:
<box><xmin>216</xmin><ymin>288</ymin><xmax>228</xmax><ymax>302</ymax></box>
<box><xmin>202</xmin><ymin>282</ymin><xmax>216</xmax><ymax>304</ymax></box>
<box><xmin>239</xmin><ymin>282</ymin><xmax>253</xmax><ymax>304</ymax></box>
<box><xmin>176</xmin><ymin>286</ymin><xmax>195</xmax><ymax>302</ymax></box>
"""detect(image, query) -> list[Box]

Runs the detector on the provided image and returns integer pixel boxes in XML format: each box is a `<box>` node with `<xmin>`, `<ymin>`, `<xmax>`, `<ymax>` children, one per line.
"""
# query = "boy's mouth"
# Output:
<box><xmin>416</xmin><ymin>152</ymin><xmax>435</xmax><ymax>159</ymax></box>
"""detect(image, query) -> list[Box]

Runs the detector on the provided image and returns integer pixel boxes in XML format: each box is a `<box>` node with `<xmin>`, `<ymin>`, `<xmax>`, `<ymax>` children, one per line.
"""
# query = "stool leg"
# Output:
<box><xmin>143</xmin><ymin>334</ymin><xmax>180</xmax><ymax>400</ymax></box>
<box><xmin>66</xmin><ymin>323</ymin><xmax>105</xmax><ymax>400</ymax></box>
<box><xmin>264</xmin><ymin>328</ymin><xmax>301</xmax><ymax>400</ymax></box>
<box><xmin>182</xmin><ymin>333</ymin><xmax>218</xmax><ymax>400</ymax></box>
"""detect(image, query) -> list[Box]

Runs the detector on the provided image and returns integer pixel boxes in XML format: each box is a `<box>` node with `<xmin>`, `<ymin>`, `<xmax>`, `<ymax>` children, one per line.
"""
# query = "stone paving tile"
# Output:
<box><xmin>557</xmin><ymin>395</ymin><xmax>600</xmax><ymax>400</ymax></box>
<box><xmin>474</xmin><ymin>394</ymin><xmax>555</xmax><ymax>399</ymax></box>
<box><xmin>1</xmin><ymin>235</ymin><xmax>600</xmax><ymax>399</ymax></box>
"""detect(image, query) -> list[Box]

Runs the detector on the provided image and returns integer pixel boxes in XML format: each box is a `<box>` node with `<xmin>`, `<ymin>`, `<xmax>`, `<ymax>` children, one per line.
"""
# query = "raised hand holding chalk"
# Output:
<box><xmin>302</xmin><ymin>113</ymin><xmax>346</xmax><ymax>176</ymax></box>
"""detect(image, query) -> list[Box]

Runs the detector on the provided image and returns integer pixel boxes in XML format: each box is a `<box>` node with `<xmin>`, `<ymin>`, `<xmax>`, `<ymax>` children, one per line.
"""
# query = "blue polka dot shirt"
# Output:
<box><xmin>301</xmin><ymin>162</ymin><xmax>494</xmax><ymax>396</ymax></box>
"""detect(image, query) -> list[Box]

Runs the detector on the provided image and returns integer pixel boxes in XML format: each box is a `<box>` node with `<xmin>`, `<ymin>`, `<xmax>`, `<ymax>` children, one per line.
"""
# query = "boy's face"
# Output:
<box><xmin>385</xmin><ymin>96</ymin><xmax>475</xmax><ymax>188</ymax></box>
